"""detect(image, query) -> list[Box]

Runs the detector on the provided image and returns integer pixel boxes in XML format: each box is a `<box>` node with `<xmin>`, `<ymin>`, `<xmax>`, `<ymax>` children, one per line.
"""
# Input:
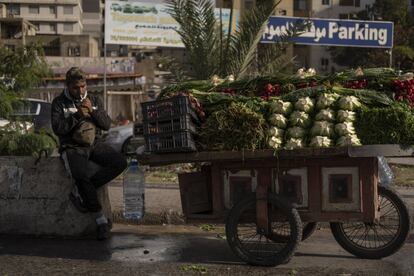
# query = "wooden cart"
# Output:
<box><xmin>137</xmin><ymin>144</ymin><xmax>412</xmax><ymax>266</ymax></box>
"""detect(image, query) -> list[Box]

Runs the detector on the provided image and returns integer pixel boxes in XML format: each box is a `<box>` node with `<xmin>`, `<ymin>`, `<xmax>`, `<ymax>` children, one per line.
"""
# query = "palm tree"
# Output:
<box><xmin>165</xmin><ymin>0</ymin><xmax>296</xmax><ymax>80</ymax></box>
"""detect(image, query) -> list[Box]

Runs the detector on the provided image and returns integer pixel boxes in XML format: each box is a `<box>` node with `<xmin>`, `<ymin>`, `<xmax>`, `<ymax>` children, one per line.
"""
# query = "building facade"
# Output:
<box><xmin>0</xmin><ymin>17</ymin><xmax>36</xmax><ymax>49</ymax></box>
<box><xmin>1</xmin><ymin>0</ymin><xmax>83</xmax><ymax>35</ymax></box>
<box><xmin>293</xmin><ymin>0</ymin><xmax>377</xmax><ymax>73</ymax></box>
<box><xmin>0</xmin><ymin>0</ymin><xmax>101</xmax><ymax>57</ymax></box>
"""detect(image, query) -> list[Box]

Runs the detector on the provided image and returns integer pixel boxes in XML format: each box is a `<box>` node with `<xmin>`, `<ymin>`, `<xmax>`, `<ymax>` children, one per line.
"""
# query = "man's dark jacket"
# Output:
<box><xmin>51</xmin><ymin>91</ymin><xmax>111</xmax><ymax>149</ymax></box>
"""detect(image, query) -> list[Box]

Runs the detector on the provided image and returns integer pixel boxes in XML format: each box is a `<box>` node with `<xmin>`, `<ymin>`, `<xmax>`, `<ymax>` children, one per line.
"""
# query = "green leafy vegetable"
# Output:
<box><xmin>199</xmin><ymin>102</ymin><xmax>266</xmax><ymax>150</ymax></box>
<box><xmin>316</xmin><ymin>93</ymin><xmax>339</xmax><ymax>110</ymax></box>
<box><xmin>335</xmin><ymin>122</ymin><xmax>356</xmax><ymax>136</ymax></box>
<box><xmin>268</xmin><ymin>127</ymin><xmax>284</xmax><ymax>137</ymax></box>
<box><xmin>269</xmin><ymin>113</ymin><xmax>287</xmax><ymax>129</ymax></box>
<box><xmin>309</xmin><ymin>136</ymin><xmax>332</xmax><ymax>148</ymax></box>
<box><xmin>289</xmin><ymin>111</ymin><xmax>311</xmax><ymax>128</ymax></box>
<box><xmin>269</xmin><ymin>99</ymin><xmax>293</xmax><ymax>115</ymax></box>
<box><xmin>354</xmin><ymin>103</ymin><xmax>414</xmax><ymax>145</ymax></box>
<box><xmin>287</xmin><ymin>126</ymin><xmax>306</xmax><ymax>139</ymax></box>
<box><xmin>337</xmin><ymin>110</ymin><xmax>356</xmax><ymax>122</ymax></box>
<box><xmin>337</xmin><ymin>96</ymin><xmax>362</xmax><ymax>111</ymax></box>
<box><xmin>336</xmin><ymin>135</ymin><xmax>361</xmax><ymax>146</ymax></box>
<box><xmin>294</xmin><ymin>96</ymin><xmax>314</xmax><ymax>113</ymax></box>
<box><xmin>315</xmin><ymin>109</ymin><xmax>336</xmax><ymax>122</ymax></box>
<box><xmin>310</xmin><ymin>121</ymin><xmax>335</xmax><ymax>137</ymax></box>
<box><xmin>285</xmin><ymin>138</ymin><xmax>305</xmax><ymax>150</ymax></box>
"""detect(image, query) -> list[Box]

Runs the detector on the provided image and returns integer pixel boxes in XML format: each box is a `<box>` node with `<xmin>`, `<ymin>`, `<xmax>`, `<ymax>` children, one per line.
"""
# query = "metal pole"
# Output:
<box><xmin>389</xmin><ymin>48</ymin><xmax>392</xmax><ymax>68</ymax></box>
<box><xmin>104</xmin><ymin>41</ymin><xmax>107</xmax><ymax>110</ymax></box>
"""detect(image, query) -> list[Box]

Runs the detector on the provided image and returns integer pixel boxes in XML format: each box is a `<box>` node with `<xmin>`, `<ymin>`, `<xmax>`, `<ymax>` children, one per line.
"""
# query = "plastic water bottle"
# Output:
<box><xmin>378</xmin><ymin>156</ymin><xmax>394</xmax><ymax>187</ymax></box>
<box><xmin>123</xmin><ymin>159</ymin><xmax>145</xmax><ymax>220</ymax></box>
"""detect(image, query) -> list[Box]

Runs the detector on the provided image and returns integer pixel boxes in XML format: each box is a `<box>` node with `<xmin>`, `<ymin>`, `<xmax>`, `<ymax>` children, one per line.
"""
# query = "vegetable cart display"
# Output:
<box><xmin>138</xmin><ymin>67</ymin><xmax>412</xmax><ymax>266</ymax></box>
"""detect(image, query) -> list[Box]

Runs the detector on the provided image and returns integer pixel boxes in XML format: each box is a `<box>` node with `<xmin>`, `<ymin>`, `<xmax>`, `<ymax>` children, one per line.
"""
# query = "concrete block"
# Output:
<box><xmin>0</xmin><ymin>156</ymin><xmax>112</xmax><ymax>237</ymax></box>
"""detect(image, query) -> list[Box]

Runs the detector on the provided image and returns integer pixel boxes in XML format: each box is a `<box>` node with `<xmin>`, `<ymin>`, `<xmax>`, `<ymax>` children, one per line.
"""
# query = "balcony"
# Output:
<box><xmin>3</xmin><ymin>0</ymin><xmax>79</xmax><ymax>5</ymax></box>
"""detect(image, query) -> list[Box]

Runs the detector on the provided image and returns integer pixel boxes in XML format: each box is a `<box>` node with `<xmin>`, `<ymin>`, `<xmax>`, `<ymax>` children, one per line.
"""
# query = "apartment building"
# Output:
<box><xmin>82</xmin><ymin>0</ymin><xmax>114</xmax><ymax>56</ymax></box>
<box><xmin>0</xmin><ymin>0</ymin><xmax>103</xmax><ymax>57</ymax></box>
<box><xmin>1</xmin><ymin>0</ymin><xmax>83</xmax><ymax>35</ymax></box>
<box><xmin>293</xmin><ymin>0</ymin><xmax>377</xmax><ymax>73</ymax></box>
<box><xmin>0</xmin><ymin>17</ymin><xmax>36</xmax><ymax>49</ymax></box>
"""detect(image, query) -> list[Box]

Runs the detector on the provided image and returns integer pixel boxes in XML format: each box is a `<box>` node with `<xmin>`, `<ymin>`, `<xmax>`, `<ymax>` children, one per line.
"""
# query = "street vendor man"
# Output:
<box><xmin>51</xmin><ymin>67</ymin><xmax>127</xmax><ymax>240</ymax></box>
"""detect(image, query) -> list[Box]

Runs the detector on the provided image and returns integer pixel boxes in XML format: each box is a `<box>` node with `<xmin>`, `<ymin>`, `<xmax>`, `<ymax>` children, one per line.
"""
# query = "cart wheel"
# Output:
<box><xmin>271</xmin><ymin>222</ymin><xmax>318</xmax><ymax>242</ymax></box>
<box><xmin>330</xmin><ymin>186</ymin><xmax>411</xmax><ymax>259</ymax></box>
<box><xmin>225</xmin><ymin>193</ymin><xmax>302</xmax><ymax>266</ymax></box>
<box><xmin>302</xmin><ymin>222</ymin><xmax>318</xmax><ymax>241</ymax></box>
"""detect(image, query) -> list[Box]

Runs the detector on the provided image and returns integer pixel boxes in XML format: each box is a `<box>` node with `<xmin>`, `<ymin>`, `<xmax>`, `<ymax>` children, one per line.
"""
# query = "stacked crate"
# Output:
<box><xmin>141</xmin><ymin>96</ymin><xmax>198</xmax><ymax>152</ymax></box>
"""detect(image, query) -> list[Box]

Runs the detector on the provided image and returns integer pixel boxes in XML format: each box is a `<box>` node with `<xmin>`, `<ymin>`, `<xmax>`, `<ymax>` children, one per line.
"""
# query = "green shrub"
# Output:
<box><xmin>0</xmin><ymin>131</ymin><xmax>57</xmax><ymax>157</ymax></box>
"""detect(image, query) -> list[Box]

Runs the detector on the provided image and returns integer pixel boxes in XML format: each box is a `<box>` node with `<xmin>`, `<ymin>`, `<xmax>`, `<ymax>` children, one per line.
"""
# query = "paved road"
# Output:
<box><xmin>0</xmin><ymin>182</ymin><xmax>412</xmax><ymax>275</ymax></box>
<box><xmin>0</xmin><ymin>223</ymin><xmax>412</xmax><ymax>275</ymax></box>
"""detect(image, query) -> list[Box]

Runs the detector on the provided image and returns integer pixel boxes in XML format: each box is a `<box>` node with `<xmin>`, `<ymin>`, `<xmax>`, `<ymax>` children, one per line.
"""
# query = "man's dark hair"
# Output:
<box><xmin>66</xmin><ymin>67</ymin><xmax>86</xmax><ymax>85</ymax></box>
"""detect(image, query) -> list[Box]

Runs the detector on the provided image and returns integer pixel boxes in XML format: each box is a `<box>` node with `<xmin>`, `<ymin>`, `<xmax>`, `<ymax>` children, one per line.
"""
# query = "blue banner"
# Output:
<box><xmin>261</xmin><ymin>16</ymin><xmax>393</xmax><ymax>48</ymax></box>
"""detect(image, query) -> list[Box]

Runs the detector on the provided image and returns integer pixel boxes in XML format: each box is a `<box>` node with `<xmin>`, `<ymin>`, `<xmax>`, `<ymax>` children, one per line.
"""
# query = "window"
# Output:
<box><xmin>411</xmin><ymin>0</ymin><xmax>414</xmax><ymax>6</ymax></box>
<box><xmin>354</xmin><ymin>0</ymin><xmax>360</xmax><ymax>7</ymax></box>
<box><xmin>64</xmin><ymin>23</ymin><xmax>73</xmax><ymax>32</ymax></box>
<box><xmin>339</xmin><ymin>0</ymin><xmax>353</xmax><ymax>6</ymax></box>
<box><xmin>49</xmin><ymin>6</ymin><xmax>56</xmax><ymax>14</ymax></box>
<box><xmin>29</xmin><ymin>5</ymin><xmax>39</xmax><ymax>14</ymax></box>
<box><xmin>12</xmin><ymin>102</ymin><xmax>40</xmax><ymax>116</ymax></box>
<box><xmin>322</xmin><ymin>0</ymin><xmax>330</xmax><ymax>5</ymax></box>
<box><xmin>50</xmin><ymin>23</ymin><xmax>56</xmax><ymax>32</ymax></box>
<box><xmin>7</xmin><ymin>4</ymin><xmax>20</xmax><ymax>15</ymax></box>
<box><xmin>279</xmin><ymin>9</ymin><xmax>287</xmax><ymax>16</ymax></box>
<box><xmin>63</xmin><ymin>6</ymin><xmax>73</xmax><ymax>14</ymax></box>
<box><xmin>294</xmin><ymin>0</ymin><xmax>306</xmax><ymax>10</ymax></box>
<box><xmin>68</xmin><ymin>47</ymin><xmax>80</xmax><ymax>56</ymax></box>
<box><xmin>321</xmin><ymin>58</ymin><xmax>329</xmax><ymax>71</ymax></box>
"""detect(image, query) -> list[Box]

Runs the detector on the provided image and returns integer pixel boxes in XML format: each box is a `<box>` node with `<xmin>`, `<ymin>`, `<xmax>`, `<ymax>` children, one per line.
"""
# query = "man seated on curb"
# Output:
<box><xmin>51</xmin><ymin>67</ymin><xmax>127</xmax><ymax>240</ymax></box>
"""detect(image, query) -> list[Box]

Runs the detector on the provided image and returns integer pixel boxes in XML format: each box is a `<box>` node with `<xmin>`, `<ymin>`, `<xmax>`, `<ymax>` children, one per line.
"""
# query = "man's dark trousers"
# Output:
<box><xmin>65</xmin><ymin>142</ymin><xmax>127</xmax><ymax>212</ymax></box>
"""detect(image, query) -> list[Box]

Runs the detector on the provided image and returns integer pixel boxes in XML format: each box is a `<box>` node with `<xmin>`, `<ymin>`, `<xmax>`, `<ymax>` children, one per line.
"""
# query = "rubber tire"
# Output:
<box><xmin>225</xmin><ymin>193</ymin><xmax>302</xmax><ymax>266</ymax></box>
<box><xmin>302</xmin><ymin>222</ymin><xmax>318</xmax><ymax>241</ymax></box>
<box><xmin>330</xmin><ymin>186</ymin><xmax>411</xmax><ymax>259</ymax></box>
<box><xmin>121</xmin><ymin>137</ymin><xmax>133</xmax><ymax>155</ymax></box>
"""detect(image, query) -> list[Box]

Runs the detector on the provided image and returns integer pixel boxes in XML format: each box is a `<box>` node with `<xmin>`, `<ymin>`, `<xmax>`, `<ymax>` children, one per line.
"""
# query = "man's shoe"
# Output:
<box><xmin>97</xmin><ymin>222</ymin><xmax>111</xmax><ymax>241</ymax></box>
<box><xmin>69</xmin><ymin>193</ymin><xmax>88</xmax><ymax>213</ymax></box>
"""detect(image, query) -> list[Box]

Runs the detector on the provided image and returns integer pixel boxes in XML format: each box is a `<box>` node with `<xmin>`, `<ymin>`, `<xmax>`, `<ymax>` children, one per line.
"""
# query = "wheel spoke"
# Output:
<box><xmin>227</xmin><ymin>195</ymin><xmax>301</xmax><ymax>265</ymax></box>
<box><xmin>335</xmin><ymin>188</ymin><xmax>406</xmax><ymax>254</ymax></box>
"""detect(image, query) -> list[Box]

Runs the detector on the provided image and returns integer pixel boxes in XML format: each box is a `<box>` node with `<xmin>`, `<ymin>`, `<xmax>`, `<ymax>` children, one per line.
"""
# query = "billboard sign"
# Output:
<box><xmin>261</xmin><ymin>16</ymin><xmax>393</xmax><ymax>48</ymax></box>
<box><xmin>105</xmin><ymin>0</ymin><xmax>233</xmax><ymax>47</ymax></box>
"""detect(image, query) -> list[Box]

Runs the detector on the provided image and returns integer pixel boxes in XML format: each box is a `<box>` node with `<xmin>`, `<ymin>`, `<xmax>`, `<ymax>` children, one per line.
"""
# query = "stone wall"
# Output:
<box><xmin>0</xmin><ymin>156</ymin><xmax>111</xmax><ymax>237</ymax></box>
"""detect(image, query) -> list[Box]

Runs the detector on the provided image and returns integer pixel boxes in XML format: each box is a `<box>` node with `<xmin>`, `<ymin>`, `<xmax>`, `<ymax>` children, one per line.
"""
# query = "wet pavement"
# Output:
<box><xmin>0</xmin><ymin>224</ymin><xmax>413</xmax><ymax>275</ymax></box>
<box><xmin>0</xmin><ymin>183</ymin><xmax>413</xmax><ymax>275</ymax></box>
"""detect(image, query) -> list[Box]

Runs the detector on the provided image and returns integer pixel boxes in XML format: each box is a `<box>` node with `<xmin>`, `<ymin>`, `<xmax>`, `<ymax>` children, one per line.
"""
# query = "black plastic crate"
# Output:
<box><xmin>142</xmin><ymin>96</ymin><xmax>197</xmax><ymax>121</ymax></box>
<box><xmin>143</xmin><ymin>114</ymin><xmax>197</xmax><ymax>135</ymax></box>
<box><xmin>145</xmin><ymin>131</ymin><xmax>196</xmax><ymax>153</ymax></box>
<box><xmin>133</xmin><ymin>122</ymin><xmax>144</xmax><ymax>136</ymax></box>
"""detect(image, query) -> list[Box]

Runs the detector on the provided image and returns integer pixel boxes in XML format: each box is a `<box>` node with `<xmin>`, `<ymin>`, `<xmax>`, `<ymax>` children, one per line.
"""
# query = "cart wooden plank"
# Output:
<box><xmin>137</xmin><ymin>145</ymin><xmax>414</xmax><ymax>166</ymax></box>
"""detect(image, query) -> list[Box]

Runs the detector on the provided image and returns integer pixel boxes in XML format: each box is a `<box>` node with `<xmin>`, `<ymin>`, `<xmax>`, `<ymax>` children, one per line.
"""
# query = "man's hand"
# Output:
<box><xmin>81</xmin><ymin>98</ymin><xmax>93</xmax><ymax>113</ymax></box>
<box><xmin>76</xmin><ymin>106</ymin><xmax>91</xmax><ymax>118</ymax></box>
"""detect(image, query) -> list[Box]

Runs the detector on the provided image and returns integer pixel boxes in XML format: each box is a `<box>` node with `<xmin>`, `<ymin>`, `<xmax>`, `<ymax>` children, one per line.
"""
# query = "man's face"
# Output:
<box><xmin>68</xmin><ymin>80</ymin><xmax>87</xmax><ymax>100</ymax></box>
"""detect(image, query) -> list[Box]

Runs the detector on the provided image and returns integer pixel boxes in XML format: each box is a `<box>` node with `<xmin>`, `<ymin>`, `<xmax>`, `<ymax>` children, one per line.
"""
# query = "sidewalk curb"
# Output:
<box><xmin>111</xmin><ymin>210</ymin><xmax>185</xmax><ymax>225</ymax></box>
